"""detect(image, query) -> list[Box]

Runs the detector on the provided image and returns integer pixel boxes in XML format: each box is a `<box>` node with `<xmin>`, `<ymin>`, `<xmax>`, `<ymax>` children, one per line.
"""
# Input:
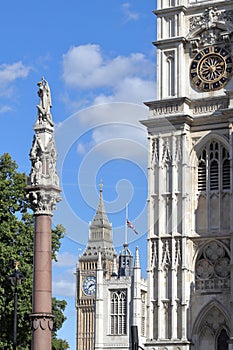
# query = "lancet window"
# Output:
<box><xmin>198</xmin><ymin>140</ymin><xmax>230</xmax><ymax>192</ymax></box>
<box><xmin>110</xmin><ymin>290</ymin><xmax>127</xmax><ymax>335</ymax></box>
<box><xmin>196</xmin><ymin>140</ymin><xmax>230</xmax><ymax>232</ymax></box>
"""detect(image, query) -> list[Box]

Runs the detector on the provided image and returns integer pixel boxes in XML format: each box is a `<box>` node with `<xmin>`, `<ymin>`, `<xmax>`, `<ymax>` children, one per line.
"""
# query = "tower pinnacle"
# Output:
<box><xmin>90</xmin><ymin>183</ymin><xmax>111</xmax><ymax>231</ymax></box>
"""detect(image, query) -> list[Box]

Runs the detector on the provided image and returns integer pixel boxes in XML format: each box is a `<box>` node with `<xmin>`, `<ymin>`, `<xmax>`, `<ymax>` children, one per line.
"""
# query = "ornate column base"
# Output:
<box><xmin>30</xmin><ymin>313</ymin><xmax>54</xmax><ymax>350</ymax></box>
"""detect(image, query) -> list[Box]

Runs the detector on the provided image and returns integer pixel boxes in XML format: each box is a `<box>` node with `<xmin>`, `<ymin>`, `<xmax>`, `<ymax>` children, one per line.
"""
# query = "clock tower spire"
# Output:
<box><xmin>76</xmin><ymin>183</ymin><xmax>117</xmax><ymax>350</ymax></box>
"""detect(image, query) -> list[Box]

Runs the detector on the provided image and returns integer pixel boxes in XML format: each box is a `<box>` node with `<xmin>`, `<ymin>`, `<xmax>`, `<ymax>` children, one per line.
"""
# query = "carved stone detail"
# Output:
<box><xmin>151</xmin><ymin>138</ymin><xmax>159</xmax><ymax>165</ymax></box>
<box><xmin>162</xmin><ymin>138</ymin><xmax>172</xmax><ymax>164</ymax></box>
<box><xmin>188</xmin><ymin>8</ymin><xmax>233</xmax><ymax>52</ymax></box>
<box><xmin>29</xmin><ymin>135</ymin><xmax>59</xmax><ymax>188</ymax></box>
<box><xmin>195</xmin><ymin>241</ymin><xmax>230</xmax><ymax>291</ymax></box>
<box><xmin>151</xmin><ymin>240</ymin><xmax>158</xmax><ymax>268</ymax></box>
<box><xmin>174</xmin><ymin>239</ymin><xmax>181</xmax><ymax>269</ymax></box>
<box><xmin>26</xmin><ymin>78</ymin><xmax>61</xmax><ymax>216</ymax></box>
<box><xmin>151</xmin><ymin>135</ymin><xmax>182</xmax><ymax>166</ymax></box>
<box><xmin>162</xmin><ymin>240</ymin><xmax>171</xmax><ymax>270</ymax></box>
<box><xmin>200</xmin><ymin>307</ymin><xmax>227</xmax><ymax>335</ymax></box>
<box><xmin>36</xmin><ymin>77</ymin><xmax>54</xmax><ymax>127</ymax></box>
<box><xmin>175</xmin><ymin>137</ymin><xmax>181</xmax><ymax>163</ymax></box>
<box><xmin>30</xmin><ymin>313</ymin><xmax>54</xmax><ymax>331</ymax></box>
<box><xmin>26</xmin><ymin>187</ymin><xmax>61</xmax><ymax>216</ymax></box>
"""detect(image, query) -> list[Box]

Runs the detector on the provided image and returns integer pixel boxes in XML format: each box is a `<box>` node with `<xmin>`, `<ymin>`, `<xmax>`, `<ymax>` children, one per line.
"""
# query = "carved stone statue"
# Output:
<box><xmin>30</xmin><ymin>157</ymin><xmax>42</xmax><ymax>185</ymax></box>
<box><xmin>37</xmin><ymin>77</ymin><xmax>54</xmax><ymax>126</ymax></box>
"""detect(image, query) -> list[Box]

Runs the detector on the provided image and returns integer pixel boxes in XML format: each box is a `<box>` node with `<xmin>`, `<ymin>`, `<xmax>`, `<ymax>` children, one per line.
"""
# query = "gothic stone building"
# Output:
<box><xmin>76</xmin><ymin>0</ymin><xmax>233</xmax><ymax>349</ymax></box>
<box><xmin>76</xmin><ymin>186</ymin><xmax>147</xmax><ymax>350</ymax></box>
<box><xmin>141</xmin><ymin>0</ymin><xmax>233</xmax><ymax>349</ymax></box>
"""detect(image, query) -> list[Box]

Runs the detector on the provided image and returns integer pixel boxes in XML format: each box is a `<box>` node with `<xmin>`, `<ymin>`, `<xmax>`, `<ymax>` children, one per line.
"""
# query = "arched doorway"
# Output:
<box><xmin>217</xmin><ymin>329</ymin><xmax>228</xmax><ymax>350</ymax></box>
<box><xmin>193</xmin><ymin>304</ymin><xmax>230</xmax><ymax>350</ymax></box>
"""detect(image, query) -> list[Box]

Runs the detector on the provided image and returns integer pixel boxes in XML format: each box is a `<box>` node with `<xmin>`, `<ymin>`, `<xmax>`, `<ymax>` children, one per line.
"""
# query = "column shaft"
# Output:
<box><xmin>31</xmin><ymin>215</ymin><xmax>53</xmax><ymax>350</ymax></box>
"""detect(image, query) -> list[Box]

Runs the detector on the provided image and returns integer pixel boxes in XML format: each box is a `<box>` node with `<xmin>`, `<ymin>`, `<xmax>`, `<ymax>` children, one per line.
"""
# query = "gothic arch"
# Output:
<box><xmin>190</xmin><ymin>133</ymin><xmax>231</xmax><ymax>233</ymax></box>
<box><xmin>192</xmin><ymin>300</ymin><xmax>230</xmax><ymax>350</ymax></box>
<box><xmin>190</xmin><ymin>132</ymin><xmax>229</xmax><ymax>168</ymax></box>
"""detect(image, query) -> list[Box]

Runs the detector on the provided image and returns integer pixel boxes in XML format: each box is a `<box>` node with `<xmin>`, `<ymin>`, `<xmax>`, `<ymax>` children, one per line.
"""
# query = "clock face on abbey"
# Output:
<box><xmin>190</xmin><ymin>46</ymin><xmax>233</xmax><ymax>92</ymax></box>
<box><xmin>82</xmin><ymin>276</ymin><xmax>96</xmax><ymax>296</ymax></box>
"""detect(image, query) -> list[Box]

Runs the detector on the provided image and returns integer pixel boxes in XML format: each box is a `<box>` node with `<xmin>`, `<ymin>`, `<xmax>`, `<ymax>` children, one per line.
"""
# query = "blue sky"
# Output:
<box><xmin>0</xmin><ymin>1</ymin><xmax>156</xmax><ymax>348</ymax></box>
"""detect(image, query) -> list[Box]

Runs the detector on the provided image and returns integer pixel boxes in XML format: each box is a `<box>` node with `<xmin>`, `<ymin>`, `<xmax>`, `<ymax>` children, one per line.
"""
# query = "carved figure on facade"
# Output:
<box><xmin>188</xmin><ymin>8</ymin><xmax>233</xmax><ymax>52</ymax></box>
<box><xmin>48</xmin><ymin>158</ymin><xmax>59</xmax><ymax>187</ymax></box>
<box><xmin>28</xmin><ymin>135</ymin><xmax>43</xmax><ymax>186</ymax></box>
<box><xmin>28</xmin><ymin>134</ymin><xmax>59</xmax><ymax>188</ymax></box>
<box><xmin>37</xmin><ymin>77</ymin><xmax>54</xmax><ymax>127</ymax></box>
<box><xmin>30</xmin><ymin>157</ymin><xmax>42</xmax><ymax>185</ymax></box>
<box><xmin>30</xmin><ymin>134</ymin><xmax>44</xmax><ymax>158</ymax></box>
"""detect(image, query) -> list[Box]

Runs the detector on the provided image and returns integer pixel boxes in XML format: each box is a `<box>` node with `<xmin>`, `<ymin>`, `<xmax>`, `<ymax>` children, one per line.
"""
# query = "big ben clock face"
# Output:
<box><xmin>82</xmin><ymin>276</ymin><xmax>96</xmax><ymax>296</ymax></box>
<box><xmin>190</xmin><ymin>46</ymin><xmax>233</xmax><ymax>92</ymax></box>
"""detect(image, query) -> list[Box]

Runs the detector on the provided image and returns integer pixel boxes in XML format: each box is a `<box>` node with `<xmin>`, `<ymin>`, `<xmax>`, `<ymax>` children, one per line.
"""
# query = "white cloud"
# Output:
<box><xmin>54</xmin><ymin>252</ymin><xmax>77</xmax><ymax>267</ymax></box>
<box><xmin>122</xmin><ymin>3</ymin><xmax>140</xmax><ymax>22</ymax></box>
<box><xmin>93</xmin><ymin>77</ymin><xmax>154</xmax><ymax>105</ymax></box>
<box><xmin>0</xmin><ymin>61</ymin><xmax>31</xmax><ymax>98</ymax></box>
<box><xmin>62</xmin><ymin>44</ymin><xmax>154</xmax><ymax>92</ymax></box>
<box><xmin>0</xmin><ymin>105</ymin><xmax>13</xmax><ymax>114</ymax></box>
<box><xmin>61</xmin><ymin>44</ymin><xmax>155</xmax><ymax>111</ymax></box>
<box><xmin>53</xmin><ymin>278</ymin><xmax>76</xmax><ymax>297</ymax></box>
<box><xmin>0</xmin><ymin>61</ymin><xmax>30</xmax><ymax>86</ymax></box>
<box><xmin>53</xmin><ymin>259</ymin><xmax>76</xmax><ymax>297</ymax></box>
<box><xmin>77</xmin><ymin>142</ymin><xmax>86</xmax><ymax>155</ymax></box>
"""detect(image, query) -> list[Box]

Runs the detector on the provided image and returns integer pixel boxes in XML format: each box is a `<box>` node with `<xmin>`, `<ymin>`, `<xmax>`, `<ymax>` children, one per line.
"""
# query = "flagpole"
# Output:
<box><xmin>125</xmin><ymin>203</ymin><xmax>128</xmax><ymax>245</ymax></box>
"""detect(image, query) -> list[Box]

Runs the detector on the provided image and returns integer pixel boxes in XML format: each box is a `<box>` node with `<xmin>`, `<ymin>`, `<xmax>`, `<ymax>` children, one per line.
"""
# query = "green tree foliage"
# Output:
<box><xmin>52</xmin><ymin>298</ymin><xmax>69</xmax><ymax>350</ymax></box>
<box><xmin>0</xmin><ymin>153</ymin><xmax>69</xmax><ymax>349</ymax></box>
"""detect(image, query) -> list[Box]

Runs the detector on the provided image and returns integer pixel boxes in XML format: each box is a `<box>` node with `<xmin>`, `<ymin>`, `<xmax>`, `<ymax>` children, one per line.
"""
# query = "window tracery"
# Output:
<box><xmin>110</xmin><ymin>290</ymin><xmax>127</xmax><ymax>335</ymax></box>
<box><xmin>198</xmin><ymin>141</ymin><xmax>230</xmax><ymax>191</ymax></box>
<box><xmin>196</xmin><ymin>139</ymin><xmax>230</xmax><ymax>232</ymax></box>
<box><xmin>195</xmin><ymin>241</ymin><xmax>230</xmax><ymax>291</ymax></box>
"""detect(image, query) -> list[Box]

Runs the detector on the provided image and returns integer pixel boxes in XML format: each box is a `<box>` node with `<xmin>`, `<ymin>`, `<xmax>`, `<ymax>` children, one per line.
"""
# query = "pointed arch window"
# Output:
<box><xmin>217</xmin><ymin>328</ymin><xmax>229</xmax><ymax>350</ymax></box>
<box><xmin>197</xmin><ymin>305</ymin><xmax>230</xmax><ymax>350</ymax></box>
<box><xmin>196</xmin><ymin>140</ymin><xmax>230</xmax><ymax>232</ymax></box>
<box><xmin>110</xmin><ymin>290</ymin><xmax>127</xmax><ymax>335</ymax></box>
<box><xmin>198</xmin><ymin>141</ymin><xmax>230</xmax><ymax>192</ymax></box>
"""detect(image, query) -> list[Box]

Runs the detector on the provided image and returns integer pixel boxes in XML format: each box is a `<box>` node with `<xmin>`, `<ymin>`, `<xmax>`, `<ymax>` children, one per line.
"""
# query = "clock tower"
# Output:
<box><xmin>141</xmin><ymin>0</ymin><xmax>233</xmax><ymax>349</ymax></box>
<box><xmin>76</xmin><ymin>184</ymin><xmax>117</xmax><ymax>350</ymax></box>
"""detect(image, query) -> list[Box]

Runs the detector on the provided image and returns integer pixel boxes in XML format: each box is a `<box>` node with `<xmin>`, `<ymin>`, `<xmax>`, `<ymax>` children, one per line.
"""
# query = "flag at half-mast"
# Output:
<box><xmin>126</xmin><ymin>219</ymin><xmax>139</xmax><ymax>235</ymax></box>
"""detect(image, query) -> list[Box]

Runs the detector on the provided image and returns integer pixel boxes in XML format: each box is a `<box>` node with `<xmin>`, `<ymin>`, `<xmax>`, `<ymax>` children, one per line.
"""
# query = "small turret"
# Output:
<box><xmin>118</xmin><ymin>243</ymin><xmax>133</xmax><ymax>277</ymax></box>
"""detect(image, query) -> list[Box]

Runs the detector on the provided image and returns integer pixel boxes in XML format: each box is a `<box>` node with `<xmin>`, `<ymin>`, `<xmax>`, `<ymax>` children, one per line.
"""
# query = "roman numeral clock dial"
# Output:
<box><xmin>82</xmin><ymin>275</ymin><xmax>96</xmax><ymax>296</ymax></box>
<box><xmin>190</xmin><ymin>46</ymin><xmax>233</xmax><ymax>92</ymax></box>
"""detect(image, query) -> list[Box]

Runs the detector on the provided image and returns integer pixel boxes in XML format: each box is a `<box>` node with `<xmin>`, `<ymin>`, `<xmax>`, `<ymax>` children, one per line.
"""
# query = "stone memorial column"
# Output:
<box><xmin>26</xmin><ymin>77</ymin><xmax>61</xmax><ymax>350</ymax></box>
